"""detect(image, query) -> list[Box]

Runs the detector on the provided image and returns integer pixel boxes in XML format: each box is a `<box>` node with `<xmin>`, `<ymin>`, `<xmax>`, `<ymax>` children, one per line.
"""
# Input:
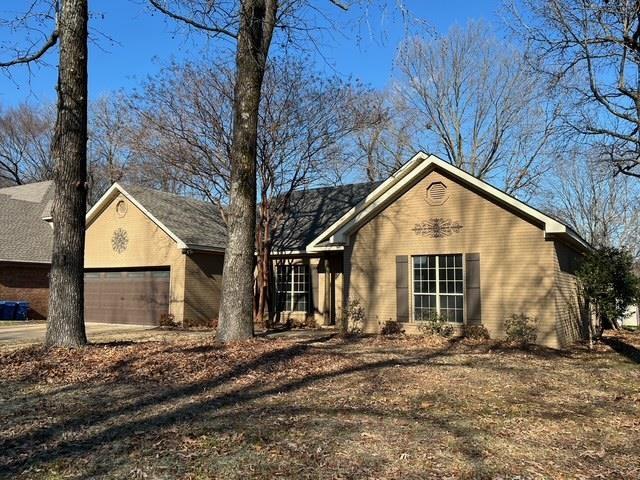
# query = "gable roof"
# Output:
<box><xmin>306</xmin><ymin>152</ymin><xmax>591</xmax><ymax>253</ymax></box>
<box><xmin>0</xmin><ymin>181</ymin><xmax>54</xmax><ymax>263</ymax></box>
<box><xmin>271</xmin><ymin>181</ymin><xmax>381</xmax><ymax>252</ymax></box>
<box><xmin>86</xmin><ymin>183</ymin><xmax>227</xmax><ymax>252</ymax></box>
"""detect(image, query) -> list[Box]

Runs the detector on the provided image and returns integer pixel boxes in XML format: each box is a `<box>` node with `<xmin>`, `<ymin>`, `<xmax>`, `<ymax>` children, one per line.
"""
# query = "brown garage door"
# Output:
<box><xmin>84</xmin><ymin>270</ymin><xmax>170</xmax><ymax>325</ymax></box>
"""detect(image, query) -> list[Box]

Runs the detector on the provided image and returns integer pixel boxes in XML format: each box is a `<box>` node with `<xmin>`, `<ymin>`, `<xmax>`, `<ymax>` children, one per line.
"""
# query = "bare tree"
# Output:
<box><xmin>0</xmin><ymin>1</ymin><xmax>89</xmax><ymax>347</ymax></box>
<box><xmin>396</xmin><ymin>21</ymin><xmax>559</xmax><ymax>197</ymax></box>
<box><xmin>86</xmin><ymin>94</ymin><xmax>135</xmax><ymax>202</ymax></box>
<box><xmin>545</xmin><ymin>152</ymin><xmax>640</xmax><ymax>260</ymax></box>
<box><xmin>510</xmin><ymin>0</ymin><xmax>640</xmax><ymax>178</ymax></box>
<box><xmin>148</xmin><ymin>0</ymin><xmax>402</xmax><ymax>341</ymax></box>
<box><xmin>351</xmin><ymin>89</ymin><xmax>417</xmax><ymax>181</ymax></box>
<box><xmin>0</xmin><ymin>2</ymin><xmax>59</xmax><ymax>71</ymax></box>
<box><xmin>0</xmin><ymin>103</ymin><xmax>54</xmax><ymax>185</ymax></box>
<box><xmin>129</xmin><ymin>56</ymin><xmax>370</xmax><ymax>325</ymax></box>
<box><xmin>45</xmin><ymin>0</ymin><xmax>89</xmax><ymax>348</ymax></box>
<box><xmin>254</xmin><ymin>59</ymin><xmax>369</xmax><ymax>325</ymax></box>
<box><xmin>128</xmin><ymin>60</ymin><xmax>235</xmax><ymax>205</ymax></box>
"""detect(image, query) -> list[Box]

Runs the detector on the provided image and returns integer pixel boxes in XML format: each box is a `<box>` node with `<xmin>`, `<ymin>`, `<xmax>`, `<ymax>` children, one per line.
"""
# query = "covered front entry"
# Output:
<box><xmin>84</xmin><ymin>269</ymin><xmax>170</xmax><ymax>325</ymax></box>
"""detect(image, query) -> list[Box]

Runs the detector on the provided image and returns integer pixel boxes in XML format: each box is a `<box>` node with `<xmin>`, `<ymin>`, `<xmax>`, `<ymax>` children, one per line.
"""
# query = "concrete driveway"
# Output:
<box><xmin>0</xmin><ymin>322</ymin><xmax>154</xmax><ymax>346</ymax></box>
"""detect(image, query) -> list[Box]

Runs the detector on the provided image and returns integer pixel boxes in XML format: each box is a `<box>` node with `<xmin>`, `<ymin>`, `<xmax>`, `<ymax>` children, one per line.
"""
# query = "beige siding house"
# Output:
<box><xmin>84</xmin><ymin>152</ymin><xmax>590</xmax><ymax>348</ymax></box>
<box><xmin>84</xmin><ymin>184</ymin><xmax>226</xmax><ymax>326</ymax></box>
<box><xmin>273</xmin><ymin>152</ymin><xmax>591</xmax><ymax>348</ymax></box>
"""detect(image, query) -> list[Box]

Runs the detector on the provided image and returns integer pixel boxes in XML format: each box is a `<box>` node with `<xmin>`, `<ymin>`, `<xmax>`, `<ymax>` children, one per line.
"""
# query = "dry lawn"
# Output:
<box><xmin>0</xmin><ymin>329</ymin><xmax>639</xmax><ymax>480</ymax></box>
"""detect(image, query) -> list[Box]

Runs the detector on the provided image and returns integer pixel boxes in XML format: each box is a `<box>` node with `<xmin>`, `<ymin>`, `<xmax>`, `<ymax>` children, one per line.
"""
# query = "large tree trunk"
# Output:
<box><xmin>45</xmin><ymin>0</ymin><xmax>89</xmax><ymax>348</ymax></box>
<box><xmin>217</xmin><ymin>0</ymin><xmax>276</xmax><ymax>342</ymax></box>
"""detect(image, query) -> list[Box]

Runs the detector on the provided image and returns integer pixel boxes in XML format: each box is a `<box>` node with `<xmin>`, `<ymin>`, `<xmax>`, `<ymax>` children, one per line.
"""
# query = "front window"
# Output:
<box><xmin>413</xmin><ymin>254</ymin><xmax>463</xmax><ymax>323</ymax></box>
<box><xmin>275</xmin><ymin>264</ymin><xmax>309</xmax><ymax>312</ymax></box>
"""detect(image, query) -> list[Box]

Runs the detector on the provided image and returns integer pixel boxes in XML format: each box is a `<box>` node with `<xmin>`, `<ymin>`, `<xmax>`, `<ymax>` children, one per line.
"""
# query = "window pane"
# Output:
<box><xmin>275</xmin><ymin>264</ymin><xmax>309</xmax><ymax>312</ymax></box>
<box><xmin>293</xmin><ymin>292</ymin><xmax>307</xmax><ymax>312</ymax></box>
<box><xmin>414</xmin><ymin>254</ymin><xmax>462</xmax><ymax>323</ymax></box>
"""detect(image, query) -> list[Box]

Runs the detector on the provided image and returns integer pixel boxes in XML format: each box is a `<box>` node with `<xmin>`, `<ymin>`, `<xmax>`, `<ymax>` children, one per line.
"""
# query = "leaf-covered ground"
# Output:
<box><xmin>0</xmin><ymin>329</ymin><xmax>639</xmax><ymax>479</ymax></box>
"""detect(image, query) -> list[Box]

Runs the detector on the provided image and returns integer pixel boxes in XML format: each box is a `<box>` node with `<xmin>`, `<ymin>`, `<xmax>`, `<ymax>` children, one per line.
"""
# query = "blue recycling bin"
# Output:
<box><xmin>15</xmin><ymin>302</ymin><xmax>29</xmax><ymax>320</ymax></box>
<box><xmin>1</xmin><ymin>301</ymin><xmax>17</xmax><ymax>320</ymax></box>
<box><xmin>0</xmin><ymin>302</ymin><xmax>4</xmax><ymax>319</ymax></box>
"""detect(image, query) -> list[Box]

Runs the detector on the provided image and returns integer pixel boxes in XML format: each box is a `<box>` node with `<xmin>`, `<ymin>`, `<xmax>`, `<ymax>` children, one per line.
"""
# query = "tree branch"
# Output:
<box><xmin>148</xmin><ymin>0</ymin><xmax>237</xmax><ymax>39</ymax></box>
<box><xmin>328</xmin><ymin>0</ymin><xmax>349</xmax><ymax>11</ymax></box>
<box><xmin>0</xmin><ymin>30</ymin><xmax>58</xmax><ymax>68</ymax></box>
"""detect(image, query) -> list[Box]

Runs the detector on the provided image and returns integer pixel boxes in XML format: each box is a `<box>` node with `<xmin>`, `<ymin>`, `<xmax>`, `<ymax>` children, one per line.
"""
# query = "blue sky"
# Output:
<box><xmin>0</xmin><ymin>1</ymin><xmax>503</xmax><ymax>106</ymax></box>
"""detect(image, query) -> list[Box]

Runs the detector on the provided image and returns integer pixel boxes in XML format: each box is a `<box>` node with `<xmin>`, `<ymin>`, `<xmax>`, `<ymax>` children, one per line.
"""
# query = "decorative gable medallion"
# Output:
<box><xmin>111</xmin><ymin>228</ymin><xmax>129</xmax><ymax>253</ymax></box>
<box><xmin>413</xmin><ymin>218</ymin><xmax>463</xmax><ymax>238</ymax></box>
<box><xmin>426</xmin><ymin>181</ymin><xmax>449</xmax><ymax>205</ymax></box>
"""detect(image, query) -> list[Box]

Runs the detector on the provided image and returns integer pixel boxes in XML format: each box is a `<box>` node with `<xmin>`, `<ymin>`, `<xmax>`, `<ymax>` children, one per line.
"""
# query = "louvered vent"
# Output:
<box><xmin>426</xmin><ymin>182</ymin><xmax>448</xmax><ymax>205</ymax></box>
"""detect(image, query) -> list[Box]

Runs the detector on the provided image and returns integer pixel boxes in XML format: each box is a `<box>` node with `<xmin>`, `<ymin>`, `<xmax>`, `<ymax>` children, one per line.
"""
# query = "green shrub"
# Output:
<box><xmin>577</xmin><ymin>246</ymin><xmax>640</xmax><ymax>330</ymax></box>
<box><xmin>379</xmin><ymin>320</ymin><xmax>404</xmax><ymax>336</ymax></box>
<box><xmin>417</xmin><ymin>312</ymin><xmax>455</xmax><ymax>338</ymax></box>
<box><xmin>505</xmin><ymin>314</ymin><xmax>537</xmax><ymax>344</ymax></box>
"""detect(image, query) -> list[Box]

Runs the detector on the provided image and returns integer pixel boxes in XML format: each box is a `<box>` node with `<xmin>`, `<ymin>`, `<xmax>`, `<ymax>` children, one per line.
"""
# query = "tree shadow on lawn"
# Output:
<box><xmin>0</xmin><ymin>339</ymin><xmax>488</xmax><ymax>478</ymax></box>
<box><xmin>0</xmin><ymin>336</ymin><xmax>627</xmax><ymax>479</ymax></box>
<box><xmin>601</xmin><ymin>335</ymin><xmax>640</xmax><ymax>364</ymax></box>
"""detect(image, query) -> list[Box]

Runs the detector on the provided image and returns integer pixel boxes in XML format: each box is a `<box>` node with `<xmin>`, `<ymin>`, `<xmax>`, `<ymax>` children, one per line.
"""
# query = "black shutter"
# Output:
<box><xmin>396</xmin><ymin>255</ymin><xmax>409</xmax><ymax>322</ymax></box>
<box><xmin>310</xmin><ymin>262</ymin><xmax>319</xmax><ymax>315</ymax></box>
<box><xmin>465</xmin><ymin>253</ymin><xmax>481</xmax><ymax>325</ymax></box>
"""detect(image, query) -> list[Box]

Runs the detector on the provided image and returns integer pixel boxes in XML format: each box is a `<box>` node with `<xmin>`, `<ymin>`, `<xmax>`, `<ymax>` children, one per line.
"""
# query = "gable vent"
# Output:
<box><xmin>426</xmin><ymin>182</ymin><xmax>448</xmax><ymax>205</ymax></box>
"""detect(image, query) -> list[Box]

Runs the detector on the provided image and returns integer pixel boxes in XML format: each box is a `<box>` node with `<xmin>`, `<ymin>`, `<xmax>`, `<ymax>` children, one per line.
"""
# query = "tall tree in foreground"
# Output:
<box><xmin>128</xmin><ymin>57</ymin><xmax>372</xmax><ymax>327</ymax></box>
<box><xmin>214</xmin><ymin>0</ymin><xmax>277</xmax><ymax>342</ymax></box>
<box><xmin>45</xmin><ymin>0</ymin><xmax>89</xmax><ymax>347</ymax></box>
<box><xmin>149</xmin><ymin>0</ymin><xmax>394</xmax><ymax>341</ymax></box>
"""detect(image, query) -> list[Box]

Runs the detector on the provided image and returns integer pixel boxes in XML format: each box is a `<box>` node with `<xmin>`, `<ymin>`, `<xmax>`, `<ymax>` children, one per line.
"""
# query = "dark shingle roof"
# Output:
<box><xmin>0</xmin><ymin>181</ymin><xmax>54</xmax><ymax>263</ymax></box>
<box><xmin>271</xmin><ymin>181</ymin><xmax>381</xmax><ymax>251</ymax></box>
<box><xmin>122</xmin><ymin>184</ymin><xmax>227</xmax><ymax>250</ymax></box>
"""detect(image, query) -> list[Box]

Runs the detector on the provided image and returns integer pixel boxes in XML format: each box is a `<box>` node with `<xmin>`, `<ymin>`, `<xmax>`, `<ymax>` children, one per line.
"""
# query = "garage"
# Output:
<box><xmin>84</xmin><ymin>269</ymin><xmax>170</xmax><ymax>325</ymax></box>
<box><xmin>84</xmin><ymin>183</ymin><xmax>226</xmax><ymax>326</ymax></box>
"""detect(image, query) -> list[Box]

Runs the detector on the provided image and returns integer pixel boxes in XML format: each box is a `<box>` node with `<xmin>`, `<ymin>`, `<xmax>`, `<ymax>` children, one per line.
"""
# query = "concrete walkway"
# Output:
<box><xmin>0</xmin><ymin>322</ymin><xmax>153</xmax><ymax>345</ymax></box>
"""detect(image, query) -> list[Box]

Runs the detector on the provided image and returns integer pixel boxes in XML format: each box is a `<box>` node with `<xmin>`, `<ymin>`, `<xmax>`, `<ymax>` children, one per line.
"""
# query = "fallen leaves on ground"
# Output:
<box><xmin>0</xmin><ymin>331</ymin><xmax>638</xmax><ymax>479</ymax></box>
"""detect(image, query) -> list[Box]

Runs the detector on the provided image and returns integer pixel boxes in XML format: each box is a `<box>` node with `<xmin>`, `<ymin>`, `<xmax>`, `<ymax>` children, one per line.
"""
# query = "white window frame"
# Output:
<box><xmin>276</xmin><ymin>264</ymin><xmax>310</xmax><ymax>313</ymax></box>
<box><xmin>411</xmin><ymin>254</ymin><xmax>465</xmax><ymax>324</ymax></box>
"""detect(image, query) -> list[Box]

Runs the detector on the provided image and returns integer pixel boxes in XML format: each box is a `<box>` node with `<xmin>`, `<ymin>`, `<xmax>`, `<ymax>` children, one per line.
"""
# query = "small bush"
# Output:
<box><xmin>160</xmin><ymin>313</ymin><xmax>178</xmax><ymax>328</ymax></box>
<box><xmin>340</xmin><ymin>299</ymin><xmax>365</xmax><ymax>336</ymax></box>
<box><xmin>463</xmin><ymin>324</ymin><xmax>490</xmax><ymax>340</ymax></box>
<box><xmin>288</xmin><ymin>316</ymin><xmax>318</xmax><ymax>329</ymax></box>
<box><xmin>417</xmin><ymin>312</ymin><xmax>455</xmax><ymax>338</ymax></box>
<box><xmin>379</xmin><ymin>320</ymin><xmax>404</xmax><ymax>336</ymax></box>
<box><xmin>505</xmin><ymin>314</ymin><xmax>537</xmax><ymax>344</ymax></box>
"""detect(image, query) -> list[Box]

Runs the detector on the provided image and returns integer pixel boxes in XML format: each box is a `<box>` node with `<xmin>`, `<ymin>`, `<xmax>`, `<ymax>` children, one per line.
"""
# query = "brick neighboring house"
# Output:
<box><xmin>0</xmin><ymin>181</ymin><xmax>54</xmax><ymax>319</ymax></box>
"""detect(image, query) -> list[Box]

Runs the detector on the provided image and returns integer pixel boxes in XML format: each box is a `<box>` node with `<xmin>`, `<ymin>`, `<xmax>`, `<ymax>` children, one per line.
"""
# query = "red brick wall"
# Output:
<box><xmin>0</xmin><ymin>263</ymin><xmax>50</xmax><ymax>319</ymax></box>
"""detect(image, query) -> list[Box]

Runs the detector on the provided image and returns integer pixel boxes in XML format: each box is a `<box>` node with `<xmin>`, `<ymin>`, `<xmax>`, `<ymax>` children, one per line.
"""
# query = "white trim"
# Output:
<box><xmin>270</xmin><ymin>249</ymin><xmax>309</xmax><ymax>256</ymax></box>
<box><xmin>85</xmin><ymin>183</ymin><xmax>188</xmax><ymax>250</ymax></box>
<box><xmin>182</xmin><ymin>244</ymin><xmax>225</xmax><ymax>254</ymax></box>
<box><xmin>0</xmin><ymin>258</ymin><xmax>51</xmax><ymax>265</ymax></box>
<box><xmin>306</xmin><ymin>152</ymin><xmax>591</xmax><ymax>252</ymax></box>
